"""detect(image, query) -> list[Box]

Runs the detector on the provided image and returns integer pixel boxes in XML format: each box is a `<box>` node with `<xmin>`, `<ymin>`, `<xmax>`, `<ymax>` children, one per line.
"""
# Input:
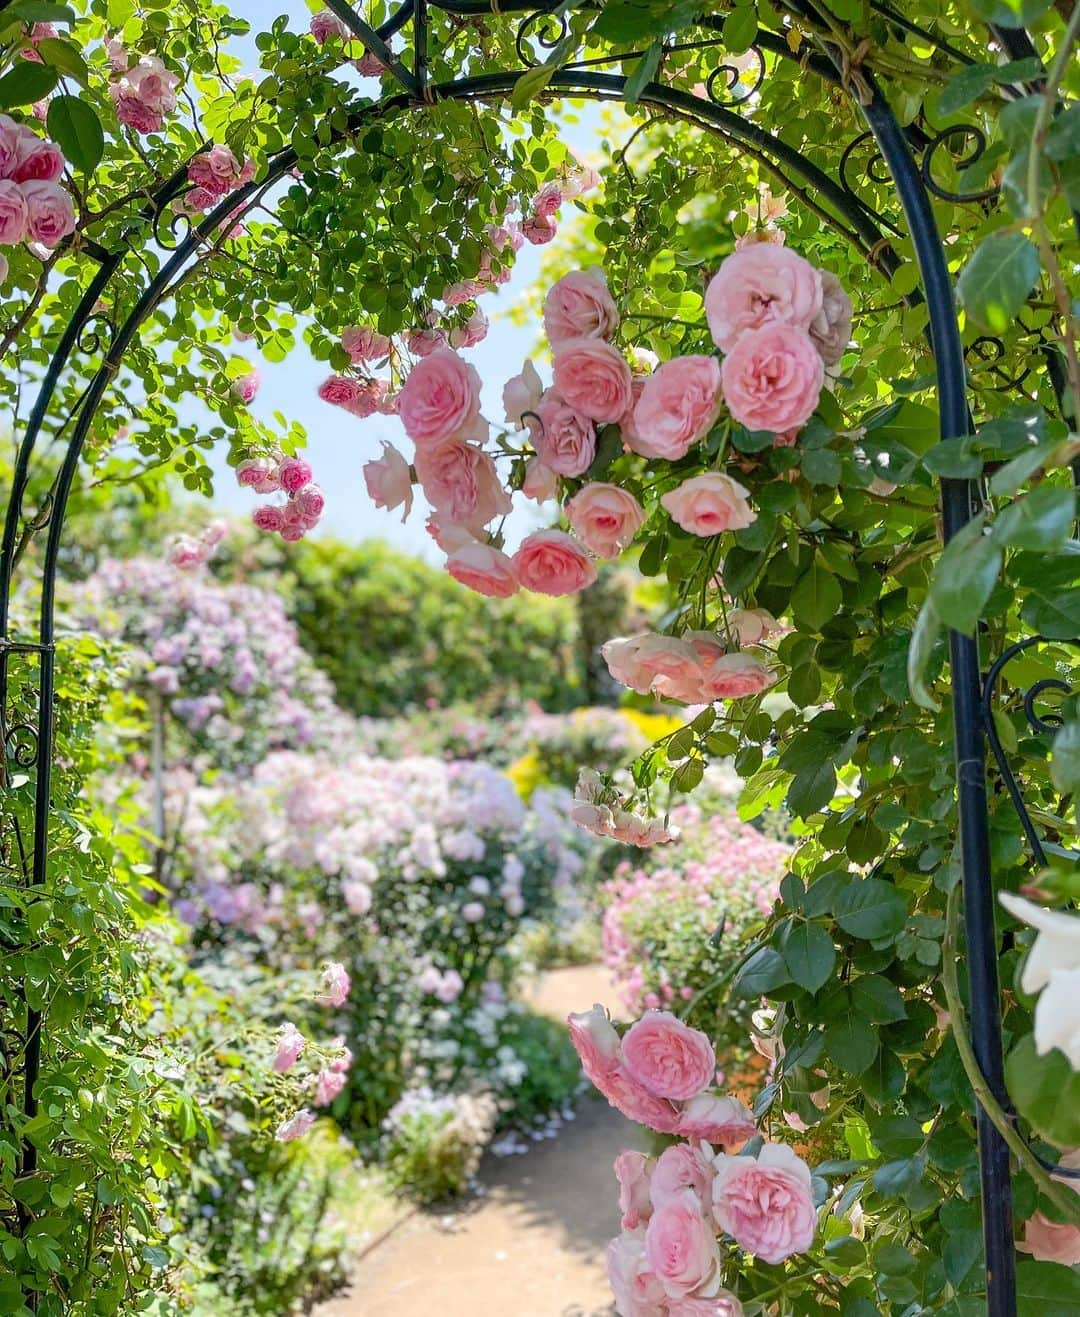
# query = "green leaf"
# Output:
<box><xmin>1050</xmin><ymin>721</ymin><xmax>1080</xmax><ymax>795</ymax></box>
<box><xmin>624</xmin><ymin>41</ymin><xmax>661</xmax><ymax>104</ymax></box>
<box><xmin>928</xmin><ymin>515</ymin><xmax>1001</xmax><ymax>636</ymax></box>
<box><xmin>1045</xmin><ymin>105</ymin><xmax>1080</xmax><ymax>161</ymax></box>
<box><xmin>957</xmin><ymin>233</ymin><xmax>1041</xmax><ymax>333</ymax></box>
<box><xmin>791</xmin><ymin>559</ymin><xmax>841</xmax><ymax>633</ymax></box>
<box><xmin>1021</xmin><ymin>587</ymin><xmax>1080</xmax><ymax>638</ymax></box>
<box><xmin>988</xmin><ymin>439</ymin><xmax>1061</xmax><ymax>496</ymax></box>
<box><xmin>782</xmin><ymin>921</ymin><xmax>836</xmax><ymax>993</ymax></box>
<box><xmin>35</xmin><ymin>37</ymin><xmax>88</xmax><ymax>85</ymax></box>
<box><xmin>824</xmin><ymin>1014</ymin><xmax>879</xmax><ymax>1075</ymax></box>
<box><xmin>731</xmin><ymin>946</ymin><xmax>790</xmax><ymax>999</ymax></box>
<box><xmin>1016</xmin><ymin>1260</ymin><xmax>1080</xmax><ymax>1314</ymax></box>
<box><xmin>47</xmin><ymin>96</ymin><xmax>103</xmax><ymax>174</ymax></box>
<box><xmin>723</xmin><ymin>5</ymin><xmax>758</xmax><ymax>55</ymax></box>
<box><xmin>907</xmin><ymin>600</ymin><xmax>943</xmax><ymax>712</ymax></box>
<box><xmin>787</xmin><ymin>761</ymin><xmax>836</xmax><ymax>819</ymax></box>
<box><xmin>851</xmin><ymin>974</ymin><xmax>907</xmax><ymax>1023</ymax></box>
<box><xmin>0</xmin><ymin>60</ymin><xmax>59</xmax><ymax>109</ymax></box>
<box><xmin>992</xmin><ymin>485</ymin><xmax>1075</xmax><ymax>551</ymax></box>
<box><xmin>2</xmin><ymin>2</ymin><xmax>75</xmax><ymax>22</ymax></box>
<box><xmin>671</xmin><ymin>756</ymin><xmax>704</xmax><ymax>793</ymax></box>
<box><xmin>1005</xmin><ymin>1033</ymin><xmax>1080</xmax><ymax>1147</ymax></box>
<box><xmin>938</xmin><ymin>64</ymin><xmax>999</xmax><ymax>116</ymax></box>
<box><xmin>834</xmin><ymin>878</ymin><xmax>908</xmax><ymax>940</ymax></box>
<box><xmin>969</xmin><ymin>0</ymin><xmax>1051</xmax><ymax>26</ymax></box>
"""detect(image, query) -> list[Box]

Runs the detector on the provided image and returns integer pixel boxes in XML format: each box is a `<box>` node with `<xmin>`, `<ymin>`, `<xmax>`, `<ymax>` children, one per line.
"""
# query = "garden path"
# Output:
<box><xmin>315</xmin><ymin>964</ymin><xmax>636</xmax><ymax>1317</ymax></box>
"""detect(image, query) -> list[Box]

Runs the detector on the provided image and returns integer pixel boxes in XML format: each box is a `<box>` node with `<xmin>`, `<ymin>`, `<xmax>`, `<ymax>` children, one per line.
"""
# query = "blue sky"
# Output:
<box><xmin>204</xmin><ymin>1</ymin><xmax>602</xmax><ymax>562</ymax></box>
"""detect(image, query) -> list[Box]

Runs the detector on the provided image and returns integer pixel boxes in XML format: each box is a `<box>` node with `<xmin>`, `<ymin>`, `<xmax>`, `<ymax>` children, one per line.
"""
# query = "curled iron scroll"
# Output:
<box><xmin>704</xmin><ymin>46</ymin><xmax>767</xmax><ymax>105</ymax></box>
<box><xmin>965</xmin><ymin>335</ymin><xmax>1033</xmax><ymax>393</ymax></box>
<box><xmin>982</xmin><ymin>635</ymin><xmax>1080</xmax><ymax>868</ymax></box>
<box><xmin>920</xmin><ymin>124</ymin><xmax>1000</xmax><ymax>204</ymax></box>
<box><xmin>4</xmin><ymin>721</ymin><xmax>39</xmax><ymax>770</ymax></box>
<box><xmin>515</xmin><ymin>9</ymin><xmax>569</xmax><ymax>68</ymax></box>
<box><xmin>838</xmin><ymin>130</ymin><xmax>902</xmax><ymax>234</ymax></box>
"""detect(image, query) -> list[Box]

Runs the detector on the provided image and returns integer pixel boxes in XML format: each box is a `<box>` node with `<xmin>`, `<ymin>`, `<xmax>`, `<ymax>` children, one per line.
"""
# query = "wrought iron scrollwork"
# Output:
<box><xmin>838</xmin><ymin>130</ymin><xmax>903</xmax><ymax>234</ymax></box>
<box><xmin>152</xmin><ymin>191</ymin><xmax>196</xmax><ymax>250</ymax></box>
<box><xmin>515</xmin><ymin>9</ymin><xmax>569</xmax><ymax>68</ymax></box>
<box><xmin>704</xmin><ymin>46</ymin><xmax>766</xmax><ymax>105</ymax></box>
<box><xmin>965</xmin><ymin>335</ymin><xmax>1034</xmax><ymax>392</ymax></box>
<box><xmin>982</xmin><ymin>635</ymin><xmax>1080</xmax><ymax>868</ymax></box>
<box><xmin>920</xmin><ymin>124</ymin><xmax>1000</xmax><ymax>204</ymax></box>
<box><xmin>4</xmin><ymin>721</ymin><xmax>39</xmax><ymax>770</ymax></box>
<box><xmin>75</xmin><ymin>310</ymin><xmax>119</xmax><ymax>359</ymax></box>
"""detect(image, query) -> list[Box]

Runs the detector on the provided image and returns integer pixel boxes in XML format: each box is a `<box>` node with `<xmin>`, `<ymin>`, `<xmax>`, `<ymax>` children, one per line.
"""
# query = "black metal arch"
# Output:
<box><xmin>2</xmin><ymin>4</ymin><xmax>1069</xmax><ymax>1313</ymax></box>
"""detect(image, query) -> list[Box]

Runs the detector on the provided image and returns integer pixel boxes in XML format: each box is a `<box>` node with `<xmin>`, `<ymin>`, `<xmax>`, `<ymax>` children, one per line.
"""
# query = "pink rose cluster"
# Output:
<box><xmin>107</xmin><ymin>45</ymin><xmax>180</xmax><ymax>135</ymax></box>
<box><xmin>236</xmin><ymin>452</ymin><xmax>326</xmax><ymax>542</ymax></box>
<box><xmin>165</xmin><ymin>519</ymin><xmax>228</xmax><ymax>572</ymax></box>
<box><xmin>184</xmin><ymin>145</ymin><xmax>256</xmax><ymax>213</ymax></box>
<box><xmin>571</xmin><ymin>769</ymin><xmax>679</xmax><ymax>849</ymax></box>
<box><xmin>0</xmin><ymin>114</ymin><xmax>74</xmax><ymax>258</ymax></box>
<box><xmin>309</xmin><ymin>9</ymin><xmax>388</xmax><ymax>76</ymax></box>
<box><xmin>568</xmin><ymin>1006</ymin><xmax>816</xmax><ymax>1316</ymax></box>
<box><xmin>600</xmin><ymin>612</ymin><xmax>779</xmax><ymax>707</ymax></box>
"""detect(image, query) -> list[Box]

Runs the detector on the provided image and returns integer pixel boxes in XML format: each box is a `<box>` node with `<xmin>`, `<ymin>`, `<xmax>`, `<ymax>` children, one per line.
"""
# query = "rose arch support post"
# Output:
<box><xmin>1</xmin><ymin>4</ymin><xmax>1030</xmax><ymax>1313</ymax></box>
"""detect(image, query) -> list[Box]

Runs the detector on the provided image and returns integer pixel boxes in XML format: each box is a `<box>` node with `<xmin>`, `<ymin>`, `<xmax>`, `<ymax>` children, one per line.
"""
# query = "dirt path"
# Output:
<box><xmin>315</xmin><ymin>965</ymin><xmax>636</xmax><ymax>1317</ymax></box>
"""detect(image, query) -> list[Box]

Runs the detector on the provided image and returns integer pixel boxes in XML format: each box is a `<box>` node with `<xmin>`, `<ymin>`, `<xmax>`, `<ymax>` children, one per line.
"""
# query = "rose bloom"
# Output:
<box><xmin>426</xmin><ymin>513</ymin><xmax>474</xmax><ymax>553</ymax></box>
<box><xmin>565</xmin><ymin>484</ymin><xmax>645</xmax><ymax>558</ymax></box>
<box><xmin>363</xmin><ymin>442</ymin><xmax>413</xmax><ymax>522</ymax></box>
<box><xmin>621</xmin><ymin>1012</ymin><xmax>716</xmax><ymax>1101</ymax></box>
<box><xmin>272</xmin><ymin>1022</ymin><xmax>306</xmax><ymax>1073</ymax></box>
<box><xmin>188</xmin><ymin>144</ymin><xmax>245</xmax><ymax>198</ymax></box>
<box><xmin>123</xmin><ymin>56</ymin><xmax>179</xmax><ymax>114</ymax></box>
<box><xmin>12</xmin><ymin>134</ymin><xmax>64</xmax><ymax>184</ymax></box>
<box><xmin>449</xmin><ymin>306</ymin><xmax>488</xmax><ymax>349</ymax></box>
<box><xmin>644</xmin><ymin>1189</ymin><xmax>722</xmax><ymax>1300</ymax></box>
<box><xmin>676</xmin><ymin>1094</ymin><xmax>757</xmax><ymax>1150</ymax></box>
<box><xmin>595</xmin><ymin>1063</ymin><xmax>682</xmax><ymax>1134</ymax></box>
<box><xmin>293</xmin><ymin>483</ymin><xmax>325</xmax><ymax>521</ymax></box>
<box><xmin>398</xmin><ymin>347</ymin><xmax>483</xmax><ymax>447</ymax></box>
<box><xmin>711</xmin><ymin>1143</ymin><xmax>816</xmax><ymax>1264</ymax></box>
<box><xmin>552</xmin><ymin>338</ymin><xmax>633</xmax><ymax>423</ymax></box>
<box><xmin>606</xmin><ymin>1229</ymin><xmax>666</xmax><ymax>1317</ymax></box>
<box><xmin>704</xmin><ymin>245</ymin><xmax>823</xmax><ymax>353</ymax></box>
<box><xmin>406</xmin><ymin>326</ymin><xmax>448</xmax><ymax>357</ymax></box>
<box><xmin>601</xmin><ymin>633</ymin><xmax>700</xmax><ymax>699</ymax></box>
<box><xmin>1019</xmin><ymin>1150</ymin><xmax>1080</xmax><ymax>1265</ymax></box>
<box><xmin>278</xmin><ymin>456</ymin><xmax>313</xmax><ymax>493</ymax></box>
<box><xmin>355</xmin><ymin>50</ymin><xmax>386</xmax><ymax>76</ymax></box>
<box><xmin>314</xmin><ymin>1067</ymin><xmax>348</xmax><ymax>1107</ymax></box>
<box><xmin>341</xmin><ymin>325</ymin><xmax>391</xmax><ymax>363</ymax></box>
<box><xmin>503</xmin><ymin>358</ymin><xmax>543</xmax><ymax>427</ymax></box>
<box><xmin>615</xmin><ymin>1150</ymin><xmax>654</xmax><ymax>1230</ymax></box>
<box><xmin>316</xmin><ymin>960</ymin><xmax>351</xmax><ymax>1007</ymax></box>
<box><xmin>533</xmin><ymin>390</ymin><xmax>597</xmax><ymax>477</ymax></box>
<box><xmin>252</xmin><ymin>505</ymin><xmax>286</xmax><ymax>533</ymax></box>
<box><xmin>0</xmin><ymin>116</ymin><xmax>28</xmax><ymax>177</ymax></box>
<box><xmin>110</xmin><ymin>86</ymin><xmax>163</xmax><ymax>134</ymax></box>
<box><xmin>543</xmin><ymin>268</ymin><xmax>620</xmax><ymax>347</ymax></box>
<box><xmin>446</xmin><ymin>543</ymin><xmax>518</xmax><ymax>599</ymax></box>
<box><xmin>608</xmin><ymin>810</ymin><xmax>679</xmax><ymax>848</ymax></box>
<box><xmin>21</xmin><ymin>180</ymin><xmax>74</xmax><ymax>247</ymax></box>
<box><xmin>661</xmin><ymin>473</ymin><xmax>755</xmax><ymax>537</ymax></box>
<box><xmin>721</xmin><ymin>324</ymin><xmax>824</xmax><ymax>433</ymax></box>
<box><xmin>521</xmin><ymin>457</ymin><xmax>558</xmax><ymax>503</ymax></box>
<box><xmin>629</xmin><ymin>356</ymin><xmax>723</xmax><ymax>460</ymax></box>
<box><xmin>310</xmin><ymin>9</ymin><xmax>349</xmax><ymax>43</ymax></box>
<box><xmin>651</xmin><ymin>1144</ymin><xmax>715</xmax><ymax>1214</ymax></box>
<box><xmin>317</xmin><ymin>374</ymin><xmax>368</xmax><ymax>415</ymax></box>
<box><xmin>1034</xmin><ymin>966</ymin><xmax>1080</xmax><ymax>1068</ymax></box>
<box><xmin>414</xmin><ymin>439</ymin><xmax>510</xmax><ymax>532</ymax></box>
<box><xmin>810</xmin><ymin>270</ymin><xmax>853</xmax><ymax>367</ymax></box>
<box><xmin>700</xmin><ymin>653</ymin><xmax>776</xmax><ymax>701</ymax></box>
<box><xmin>0</xmin><ymin>180</ymin><xmax>28</xmax><ymax>244</ymax></box>
<box><xmin>668</xmin><ymin>1294</ymin><xmax>745</xmax><ymax>1317</ymax></box>
<box><xmin>567</xmin><ymin>1004</ymin><xmax>622</xmax><ymax>1088</ymax></box>
<box><xmin>726</xmin><ymin>606</ymin><xmax>779</xmax><ymax>646</ymax></box>
<box><xmin>275</xmin><ymin>1109</ymin><xmax>316</xmax><ymax>1143</ymax></box>
<box><xmin>512</xmin><ymin>529</ymin><xmax>597</xmax><ymax>596</ymax></box>
<box><xmin>523</xmin><ymin>212</ymin><xmax>556</xmax><ymax>244</ymax></box>
<box><xmin>231</xmin><ymin>370</ymin><xmax>259</xmax><ymax>404</ymax></box>
<box><xmin>998</xmin><ymin>892</ymin><xmax>1080</xmax><ymax>994</ymax></box>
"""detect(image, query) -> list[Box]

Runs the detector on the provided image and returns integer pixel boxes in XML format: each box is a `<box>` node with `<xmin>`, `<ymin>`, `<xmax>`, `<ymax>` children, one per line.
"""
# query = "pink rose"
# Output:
<box><xmin>355</xmin><ymin>50</ymin><xmax>386</xmax><ymax>77</ymax></box>
<box><xmin>615</xmin><ymin>1150</ymin><xmax>654</xmax><ymax>1230</ymax></box>
<box><xmin>317</xmin><ymin>375</ymin><xmax>368</xmax><ymax>415</ymax></box>
<box><xmin>341</xmin><ymin>325</ymin><xmax>390</xmax><ymax>363</ymax></box>
<box><xmin>668</xmin><ymin>1295</ymin><xmax>745</xmax><ymax>1317</ymax></box>
<box><xmin>629</xmin><ymin>355</ymin><xmax>723</xmax><ymax>461</ymax></box>
<box><xmin>406</xmin><ymin>326</ymin><xmax>448</xmax><ymax>357</ymax></box>
<box><xmin>21</xmin><ymin>180</ymin><xmax>75</xmax><ymax>247</ymax></box>
<box><xmin>533</xmin><ymin>181</ymin><xmax>563</xmax><ymax>220</ymax></box>
<box><xmin>272</xmin><ymin>1022</ymin><xmax>306</xmax><ymax>1073</ymax></box>
<box><xmin>621</xmin><ymin>1012</ymin><xmax>715</xmax><ymax>1101</ymax></box>
<box><xmin>278</xmin><ymin>456</ymin><xmax>313</xmax><ymax>493</ymax></box>
<box><xmin>661</xmin><ymin>473</ymin><xmax>755</xmax><ymax>537</ymax></box>
<box><xmin>810</xmin><ymin>270</ymin><xmax>853</xmax><ymax>368</ymax></box>
<box><xmin>606</xmin><ymin>1229</ymin><xmax>667</xmax><ymax>1317</ymax></box>
<box><xmin>310</xmin><ymin>10</ymin><xmax>349</xmax><ymax>43</ymax></box>
<box><xmin>699</xmin><ymin>653</ymin><xmax>776</xmax><ymax>701</ymax></box>
<box><xmin>512</xmin><ymin>529</ymin><xmax>597</xmax><ymax>596</ymax></box>
<box><xmin>651</xmin><ymin>1144</ymin><xmax>714</xmax><ymax>1208</ymax></box>
<box><xmin>565</xmin><ymin>484</ymin><xmax>645</xmax><ymax>558</ymax></box>
<box><xmin>231</xmin><ymin>370</ymin><xmax>259</xmax><ymax>404</ymax></box>
<box><xmin>711</xmin><ymin>1143</ymin><xmax>816</xmax><ymax>1263</ymax></box>
<box><xmin>544</xmin><ymin>268</ymin><xmax>619</xmax><ymax>347</ymax></box>
<box><xmin>236</xmin><ymin>458</ymin><xmax>271</xmax><ymax>487</ymax></box>
<box><xmin>105</xmin><ymin>38</ymin><xmax>129</xmax><ymax>72</ymax></box>
<box><xmin>449</xmin><ymin>306</ymin><xmax>489</xmax><ymax>349</ymax></box>
<box><xmin>533</xmin><ymin>390</ymin><xmax>597</xmax><ymax>477</ymax></box>
<box><xmin>522</xmin><ymin>213</ymin><xmax>557</xmax><ymax>244</ymax></box>
<box><xmin>446</xmin><ymin>543</ymin><xmax>518</xmax><ymax>599</ymax></box>
<box><xmin>435</xmin><ymin>968</ymin><xmax>464</xmax><ymax>1004</ymax></box>
<box><xmin>275</xmin><ymin>1109</ymin><xmax>316</xmax><ymax>1143</ymax></box>
<box><xmin>398</xmin><ymin>347</ymin><xmax>483</xmax><ymax>447</ymax></box>
<box><xmin>364</xmin><ymin>442</ymin><xmax>414</xmax><ymax>522</ymax></box>
<box><xmin>293</xmin><ymin>483</ymin><xmax>325</xmax><ymax>521</ymax></box>
<box><xmin>12</xmin><ymin>134</ymin><xmax>63</xmax><ymax>184</ymax></box>
<box><xmin>0</xmin><ymin>179</ymin><xmax>28</xmax><ymax>244</ymax></box>
<box><xmin>166</xmin><ymin>534</ymin><xmax>205</xmax><ymax>570</ymax></box>
<box><xmin>596</xmin><ymin>1063</ymin><xmax>682</xmax><ymax>1134</ymax></box>
<box><xmin>567</xmin><ymin>1003</ymin><xmax>622</xmax><ymax>1087</ymax></box>
<box><xmin>188</xmin><ymin>144</ymin><xmax>244</xmax><ymax>198</ymax></box>
<box><xmin>110</xmin><ymin>85</ymin><xmax>163</xmax><ymax>134</ymax></box>
<box><xmin>0</xmin><ymin>116</ymin><xmax>27</xmax><ymax>178</ymax></box>
<box><xmin>704</xmin><ymin>245</ymin><xmax>823</xmax><ymax>353</ymax></box>
<box><xmin>676</xmin><ymin>1094</ymin><xmax>757</xmax><ymax>1150</ymax></box>
<box><xmin>123</xmin><ymin>56</ymin><xmax>179</xmax><ymax>114</ymax></box>
<box><xmin>503</xmin><ymin>359</ymin><xmax>543</xmax><ymax>427</ymax></box>
<box><xmin>552</xmin><ymin>339</ymin><xmax>633</xmax><ymax>423</ymax></box>
<box><xmin>720</xmin><ymin>324</ymin><xmax>823</xmax><ymax>433</ymax></box>
<box><xmin>314</xmin><ymin>1067</ymin><xmax>348</xmax><ymax>1106</ymax></box>
<box><xmin>644</xmin><ymin>1189</ymin><xmax>721</xmax><ymax>1299</ymax></box>
<box><xmin>521</xmin><ymin>457</ymin><xmax>558</xmax><ymax>503</ymax></box>
<box><xmin>414</xmin><ymin>439</ymin><xmax>510</xmax><ymax>532</ymax></box>
<box><xmin>316</xmin><ymin>960</ymin><xmax>351</xmax><ymax>1007</ymax></box>
<box><xmin>342</xmin><ymin>878</ymin><xmax>372</xmax><ymax>915</ymax></box>
<box><xmin>608</xmin><ymin>810</ymin><xmax>679</xmax><ymax>848</ymax></box>
<box><xmin>1018</xmin><ymin>1150</ymin><xmax>1080</xmax><ymax>1264</ymax></box>
<box><xmin>726</xmin><ymin>607</ymin><xmax>779</xmax><ymax>646</ymax></box>
<box><xmin>602</xmin><ymin>633</ymin><xmax>701</xmax><ymax>701</ymax></box>
<box><xmin>426</xmin><ymin>514</ymin><xmax>474</xmax><ymax>553</ymax></box>
<box><xmin>252</xmin><ymin>505</ymin><xmax>286</xmax><ymax>533</ymax></box>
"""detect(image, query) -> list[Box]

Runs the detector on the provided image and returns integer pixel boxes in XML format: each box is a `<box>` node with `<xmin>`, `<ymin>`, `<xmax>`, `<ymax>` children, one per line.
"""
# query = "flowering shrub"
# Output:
<box><xmin>382</xmin><ymin>1088</ymin><xmax>498</xmax><ymax>1203</ymax></box>
<box><xmin>73</xmin><ymin>556</ymin><xmax>338</xmax><ymax>768</ymax></box>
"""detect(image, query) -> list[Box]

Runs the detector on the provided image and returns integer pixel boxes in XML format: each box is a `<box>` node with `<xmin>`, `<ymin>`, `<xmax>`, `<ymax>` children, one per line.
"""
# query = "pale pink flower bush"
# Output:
<box><xmin>0</xmin><ymin>113</ymin><xmax>74</xmax><ymax>265</ymax></box>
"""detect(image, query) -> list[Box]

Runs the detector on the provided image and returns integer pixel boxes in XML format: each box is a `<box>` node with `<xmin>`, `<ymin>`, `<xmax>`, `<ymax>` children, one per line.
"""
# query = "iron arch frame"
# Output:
<box><xmin>1</xmin><ymin>3</ymin><xmax>1072</xmax><ymax>1313</ymax></box>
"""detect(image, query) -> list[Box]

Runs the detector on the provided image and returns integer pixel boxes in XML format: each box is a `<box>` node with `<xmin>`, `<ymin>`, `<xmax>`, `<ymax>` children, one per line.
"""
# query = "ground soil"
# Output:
<box><xmin>314</xmin><ymin>964</ymin><xmax>636</xmax><ymax>1317</ymax></box>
